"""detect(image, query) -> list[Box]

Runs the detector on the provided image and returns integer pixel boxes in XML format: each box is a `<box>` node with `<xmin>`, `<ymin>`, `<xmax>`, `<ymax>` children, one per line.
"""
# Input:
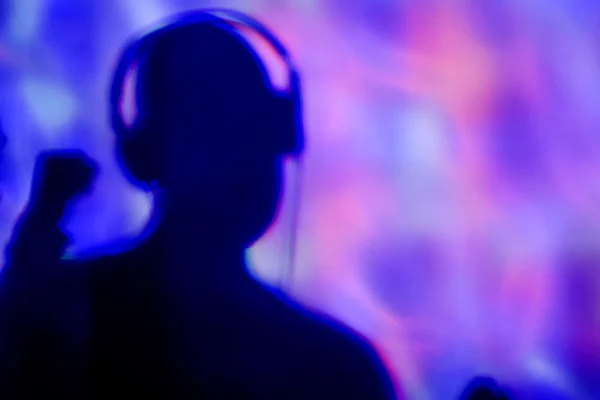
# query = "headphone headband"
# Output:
<box><xmin>110</xmin><ymin>8</ymin><xmax>304</xmax><ymax>155</ymax></box>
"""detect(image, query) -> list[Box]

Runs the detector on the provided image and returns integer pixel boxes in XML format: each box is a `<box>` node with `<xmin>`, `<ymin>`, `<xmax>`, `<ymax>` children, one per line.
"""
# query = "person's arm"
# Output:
<box><xmin>0</xmin><ymin>201</ymin><xmax>70</xmax><ymax>398</ymax></box>
<box><xmin>0</xmin><ymin>150</ymin><xmax>96</xmax><ymax>398</ymax></box>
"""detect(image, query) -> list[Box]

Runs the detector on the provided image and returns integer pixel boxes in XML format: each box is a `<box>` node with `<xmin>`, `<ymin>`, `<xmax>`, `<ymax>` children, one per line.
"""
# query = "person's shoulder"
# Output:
<box><xmin>318</xmin><ymin>319</ymin><xmax>396</xmax><ymax>398</ymax></box>
<box><xmin>269</xmin><ymin>294</ymin><xmax>396</xmax><ymax>398</ymax></box>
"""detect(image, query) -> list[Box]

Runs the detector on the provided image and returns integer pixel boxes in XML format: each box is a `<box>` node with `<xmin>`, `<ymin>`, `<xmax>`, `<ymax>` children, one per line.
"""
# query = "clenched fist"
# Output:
<box><xmin>28</xmin><ymin>149</ymin><xmax>98</xmax><ymax>222</ymax></box>
<box><xmin>4</xmin><ymin>150</ymin><xmax>99</xmax><ymax>277</ymax></box>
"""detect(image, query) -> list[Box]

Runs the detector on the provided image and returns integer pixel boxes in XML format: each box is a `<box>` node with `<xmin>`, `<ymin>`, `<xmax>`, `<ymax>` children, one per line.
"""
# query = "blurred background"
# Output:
<box><xmin>1</xmin><ymin>0</ymin><xmax>600</xmax><ymax>399</ymax></box>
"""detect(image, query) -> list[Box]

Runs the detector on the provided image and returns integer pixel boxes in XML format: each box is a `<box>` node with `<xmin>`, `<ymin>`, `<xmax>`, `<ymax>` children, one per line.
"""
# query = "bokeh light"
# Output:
<box><xmin>1</xmin><ymin>1</ymin><xmax>600</xmax><ymax>399</ymax></box>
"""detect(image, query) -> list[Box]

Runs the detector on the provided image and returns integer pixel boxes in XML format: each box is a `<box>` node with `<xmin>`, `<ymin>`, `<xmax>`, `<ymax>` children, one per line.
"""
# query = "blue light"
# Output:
<box><xmin>21</xmin><ymin>78</ymin><xmax>77</xmax><ymax>137</ymax></box>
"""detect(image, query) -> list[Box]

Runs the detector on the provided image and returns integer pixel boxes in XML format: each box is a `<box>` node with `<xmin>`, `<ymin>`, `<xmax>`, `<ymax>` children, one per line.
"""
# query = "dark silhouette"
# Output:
<box><xmin>1</xmin><ymin>10</ymin><xmax>395</xmax><ymax>399</ymax></box>
<box><xmin>459</xmin><ymin>376</ymin><xmax>512</xmax><ymax>400</ymax></box>
<box><xmin>0</xmin><ymin>150</ymin><xmax>96</xmax><ymax>399</ymax></box>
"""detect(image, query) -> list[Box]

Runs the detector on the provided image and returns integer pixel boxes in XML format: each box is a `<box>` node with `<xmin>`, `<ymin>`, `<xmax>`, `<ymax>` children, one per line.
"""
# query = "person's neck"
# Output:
<box><xmin>150</xmin><ymin>190</ymin><xmax>251</xmax><ymax>288</ymax></box>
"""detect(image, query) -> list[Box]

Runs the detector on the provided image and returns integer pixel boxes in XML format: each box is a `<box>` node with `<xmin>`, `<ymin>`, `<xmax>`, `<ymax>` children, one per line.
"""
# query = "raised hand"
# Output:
<box><xmin>4</xmin><ymin>150</ymin><xmax>98</xmax><ymax>277</ymax></box>
<box><xmin>27</xmin><ymin>149</ymin><xmax>98</xmax><ymax>222</ymax></box>
<box><xmin>0</xmin><ymin>149</ymin><xmax>97</xmax><ymax>398</ymax></box>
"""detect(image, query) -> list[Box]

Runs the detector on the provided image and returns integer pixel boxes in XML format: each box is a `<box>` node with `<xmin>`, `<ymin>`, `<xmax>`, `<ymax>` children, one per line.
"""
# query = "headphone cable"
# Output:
<box><xmin>282</xmin><ymin>156</ymin><xmax>304</xmax><ymax>293</ymax></box>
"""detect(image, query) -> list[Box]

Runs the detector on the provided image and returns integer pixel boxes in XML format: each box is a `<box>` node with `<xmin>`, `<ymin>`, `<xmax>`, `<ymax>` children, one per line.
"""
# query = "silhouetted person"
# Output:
<box><xmin>1</xmin><ymin>10</ymin><xmax>395</xmax><ymax>399</ymax></box>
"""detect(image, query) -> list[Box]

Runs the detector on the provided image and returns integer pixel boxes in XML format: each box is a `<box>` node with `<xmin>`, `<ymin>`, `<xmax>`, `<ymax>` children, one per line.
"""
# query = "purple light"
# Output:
<box><xmin>1</xmin><ymin>1</ymin><xmax>599</xmax><ymax>399</ymax></box>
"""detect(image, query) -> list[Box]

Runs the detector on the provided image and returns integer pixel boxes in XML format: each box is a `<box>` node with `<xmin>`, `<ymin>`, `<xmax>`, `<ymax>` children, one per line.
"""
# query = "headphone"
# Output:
<box><xmin>109</xmin><ymin>8</ymin><xmax>304</xmax><ymax>181</ymax></box>
<box><xmin>109</xmin><ymin>9</ymin><xmax>304</xmax><ymax>290</ymax></box>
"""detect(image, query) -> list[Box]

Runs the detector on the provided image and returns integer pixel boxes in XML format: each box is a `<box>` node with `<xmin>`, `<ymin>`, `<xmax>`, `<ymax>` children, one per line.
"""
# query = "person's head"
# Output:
<box><xmin>112</xmin><ymin>12</ymin><xmax>303</xmax><ymax>247</ymax></box>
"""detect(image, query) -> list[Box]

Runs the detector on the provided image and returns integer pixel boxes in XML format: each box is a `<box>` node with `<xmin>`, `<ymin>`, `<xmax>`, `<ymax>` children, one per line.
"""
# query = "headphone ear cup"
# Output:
<box><xmin>270</xmin><ymin>94</ymin><xmax>301</xmax><ymax>155</ymax></box>
<box><xmin>117</xmin><ymin>124</ymin><xmax>157</xmax><ymax>184</ymax></box>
